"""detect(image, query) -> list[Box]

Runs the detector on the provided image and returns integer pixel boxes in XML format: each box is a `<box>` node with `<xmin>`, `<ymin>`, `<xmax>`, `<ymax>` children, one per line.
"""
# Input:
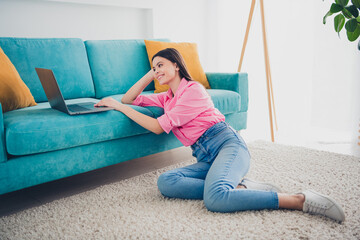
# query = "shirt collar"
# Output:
<box><xmin>166</xmin><ymin>78</ymin><xmax>188</xmax><ymax>98</ymax></box>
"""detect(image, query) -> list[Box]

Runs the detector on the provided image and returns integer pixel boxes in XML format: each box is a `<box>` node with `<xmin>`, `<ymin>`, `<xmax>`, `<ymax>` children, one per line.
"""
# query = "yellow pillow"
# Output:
<box><xmin>0</xmin><ymin>47</ymin><xmax>36</xmax><ymax>113</ymax></box>
<box><xmin>144</xmin><ymin>40</ymin><xmax>210</xmax><ymax>93</ymax></box>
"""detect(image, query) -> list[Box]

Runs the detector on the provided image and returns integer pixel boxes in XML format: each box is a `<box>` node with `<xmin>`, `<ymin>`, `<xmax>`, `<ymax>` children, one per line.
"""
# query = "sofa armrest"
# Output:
<box><xmin>206</xmin><ymin>72</ymin><xmax>248</xmax><ymax>112</ymax></box>
<box><xmin>0</xmin><ymin>104</ymin><xmax>7</xmax><ymax>162</ymax></box>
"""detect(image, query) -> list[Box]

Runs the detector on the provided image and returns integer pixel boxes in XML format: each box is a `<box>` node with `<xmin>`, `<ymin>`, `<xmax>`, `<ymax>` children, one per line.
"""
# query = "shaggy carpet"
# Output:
<box><xmin>0</xmin><ymin>141</ymin><xmax>359</xmax><ymax>239</ymax></box>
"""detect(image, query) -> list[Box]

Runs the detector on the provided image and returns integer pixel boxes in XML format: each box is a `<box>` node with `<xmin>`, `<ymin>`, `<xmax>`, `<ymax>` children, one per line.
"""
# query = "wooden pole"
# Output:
<box><xmin>264</xmin><ymin>28</ymin><xmax>278</xmax><ymax>131</ymax></box>
<box><xmin>267</xmin><ymin>56</ymin><xmax>278</xmax><ymax>131</ymax></box>
<box><xmin>260</xmin><ymin>0</ymin><xmax>275</xmax><ymax>142</ymax></box>
<box><xmin>238</xmin><ymin>0</ymin><xmax>256</xmax><ymax>72</ymax></box>
<box><xmin>237</xmin><ymin>0</ymin><xmax>278</xmax><ymax>142</ymax></box>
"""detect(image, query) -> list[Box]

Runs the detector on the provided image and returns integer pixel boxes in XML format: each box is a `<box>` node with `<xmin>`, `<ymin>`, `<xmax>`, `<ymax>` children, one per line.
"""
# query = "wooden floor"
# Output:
<box><xmin>0</xmin><ymin>147</ymin><xmax>193</xmax><ymax>218</ymax></box>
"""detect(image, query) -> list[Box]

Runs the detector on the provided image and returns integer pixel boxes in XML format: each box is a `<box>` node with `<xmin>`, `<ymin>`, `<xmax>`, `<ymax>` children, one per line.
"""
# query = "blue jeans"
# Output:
<box><xmin>157</xmin><ymin>122</ymin><xmax>279</xmax><ymax>212</ymax></box>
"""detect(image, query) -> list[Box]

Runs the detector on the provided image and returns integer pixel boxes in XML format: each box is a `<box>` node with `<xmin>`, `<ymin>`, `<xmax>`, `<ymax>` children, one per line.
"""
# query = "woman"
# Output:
<box><xmin>95</xmin><ymin>48</ymin><xmax>345</xmax><ymax>222</ymax></box>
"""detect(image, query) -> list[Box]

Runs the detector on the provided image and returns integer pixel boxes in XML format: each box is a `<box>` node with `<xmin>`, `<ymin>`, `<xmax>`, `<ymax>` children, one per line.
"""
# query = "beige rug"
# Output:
<box><xmin>0</xmin><ymin>141</ymin><xmax>359</xmax><ymax>239</ymax></box>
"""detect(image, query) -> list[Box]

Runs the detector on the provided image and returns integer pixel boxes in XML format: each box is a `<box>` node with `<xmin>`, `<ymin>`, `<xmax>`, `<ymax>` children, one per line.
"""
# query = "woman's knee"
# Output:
<box><xmin>204</xmin><ymin>194</ymin><xmax>227</xmax><ymax>213</ymax></box>
<box><xmin>157</xmin><ymin>171</ymin><xmax>181</xmax><ymax>196</ymax></box>
<box><xmin>203</xmin><ymin>187</ymin><xmax>231</xmax><ymax>213</ymax></box>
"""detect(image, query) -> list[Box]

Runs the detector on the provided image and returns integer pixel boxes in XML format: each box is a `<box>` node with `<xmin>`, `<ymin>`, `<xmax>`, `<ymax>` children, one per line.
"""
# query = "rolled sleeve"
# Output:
<box><xmin>132</xmin><ymin>95</ymin><xmax>144</xmax><ymax>106</ymax></box>
<box><xmin>157</xmin><ymin>114</ymin><xmax>173</xmax><ymax>134</ymax></box>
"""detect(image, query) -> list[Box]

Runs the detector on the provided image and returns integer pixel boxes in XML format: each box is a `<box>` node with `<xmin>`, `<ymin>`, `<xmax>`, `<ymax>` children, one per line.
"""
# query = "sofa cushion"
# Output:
<box><xmin>85</xmin><ymin>40</ymin><xmax>157</xmax><ymax>99</ymax></box>
<box><xmin>0</xmin><ymin>47</ymin><xmax>37</xmax><ymax>112</ymax></box>
<box><xmin>5</xmin><ymin>88</ymin><xmax>240</xmax><ymax>156</ymax></box>
<box><xmin>4</xmin><ymin>98</ymin><xmax>154</xmax><ymax>156</ymax></box>
<box><xmin>0</xmin><ymin>38</ymin><xmax>95</xmax><ymax>103</ymax></box>
<box><xmin>207</xmin><ymin>89</ymin><xmax>241</xmax><ymax>114</ymax></box>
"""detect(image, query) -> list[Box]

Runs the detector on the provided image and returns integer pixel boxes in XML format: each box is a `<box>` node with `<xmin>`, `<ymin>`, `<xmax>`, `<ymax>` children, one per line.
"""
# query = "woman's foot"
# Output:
<box><xmin>238</xmin><ymin>178</ymin><xmax>283</xmax><ymax>192</ymax></box>
<box><xmin>301</xmin><ymin>190</ymin><xmax>345</xmax><ymax>223</ymax></box>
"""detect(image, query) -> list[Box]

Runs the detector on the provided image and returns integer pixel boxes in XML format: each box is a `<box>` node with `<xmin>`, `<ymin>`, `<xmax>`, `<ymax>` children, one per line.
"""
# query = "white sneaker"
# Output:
<box><xmin>240</xmin><ymin>178</ymin><xmax>283</xmax><ymax>192</ymax></box>
<box><xmin>302</xmin><ymin>190</ymin><xmax>345</xmax><ymax>222</ymax></box>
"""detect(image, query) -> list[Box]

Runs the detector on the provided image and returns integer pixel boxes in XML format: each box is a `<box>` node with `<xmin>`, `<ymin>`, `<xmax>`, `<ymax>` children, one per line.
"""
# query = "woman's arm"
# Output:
<box><xmin>94</xmin><ymin>98</ymin><xmax>164</xmax><ymax>135</ymax></box>
<box><xmin>121</xmin><ymin>70</ymin><xmax>155</xmax><ymax>104</ymax></box>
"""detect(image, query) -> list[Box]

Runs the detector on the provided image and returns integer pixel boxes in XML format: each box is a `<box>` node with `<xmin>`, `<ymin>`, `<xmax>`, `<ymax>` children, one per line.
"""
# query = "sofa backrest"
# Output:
<box><xmin>0</xmin><ymin>38</ymin><xmax>95</xmax><ymax>103</ymax></box>
<box><xmin>85</xmin><ymin>39</ymin><xmax>157</xmax><ymax>98</ymax></box>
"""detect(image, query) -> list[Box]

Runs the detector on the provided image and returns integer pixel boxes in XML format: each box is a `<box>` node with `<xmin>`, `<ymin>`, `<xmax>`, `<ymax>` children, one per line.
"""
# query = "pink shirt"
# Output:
<box><xmin>132</xmin><ymin>78</ymin><xmax>225</xmax><ymax>146</ymax></box>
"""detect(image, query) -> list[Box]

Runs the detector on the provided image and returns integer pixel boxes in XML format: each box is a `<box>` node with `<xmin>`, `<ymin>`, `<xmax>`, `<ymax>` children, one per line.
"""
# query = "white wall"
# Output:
<box><xmin>0</xmin><ymin>0</ymin><xmax>153</xmax><ymax>39</ymax></box>
<box><xmin>0</xmin><ymin>0</ymin><xmax>211</xmax><ymax>68</ymax></box>
<box><xmin>311</xmin><ymin>0</ymin><xmax>360</xmax><ymax>141</ymax></box>
<box><xmin>0</xmin><ymin>0</ymin><xmax>359</xmax><ymax>145</ymax></box>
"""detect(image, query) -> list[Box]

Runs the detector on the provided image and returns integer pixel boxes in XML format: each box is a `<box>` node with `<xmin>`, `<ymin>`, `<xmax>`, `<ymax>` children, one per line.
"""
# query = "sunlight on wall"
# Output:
<box><xmin>215</xmin><ymin>0</ymin><xmax>359</xmax><ymax>143</ymax></box>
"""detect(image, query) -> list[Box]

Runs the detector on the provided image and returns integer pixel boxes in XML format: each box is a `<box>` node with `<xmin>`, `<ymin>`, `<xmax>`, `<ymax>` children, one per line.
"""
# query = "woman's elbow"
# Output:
<box><xmin>154</xmin><ymin>126</ymin><xmax>165</xmax><ymax>135</ymax></box>
<box><xmin>154</xmin><ymin>129</ymin><xmax>164</xmax><ymax>135</ymax></box>
<box><xmin>121</xmin><ymin>98</ymin><xmax>133</xmax><ymax>104</ymax></box>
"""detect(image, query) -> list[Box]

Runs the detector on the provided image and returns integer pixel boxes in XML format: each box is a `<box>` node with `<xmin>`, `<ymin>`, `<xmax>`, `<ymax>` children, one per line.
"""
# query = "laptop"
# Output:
<box><xmin>35</xmin><ymin>68</ymin><xmax>114</xmax><ymax>115</ymax></box>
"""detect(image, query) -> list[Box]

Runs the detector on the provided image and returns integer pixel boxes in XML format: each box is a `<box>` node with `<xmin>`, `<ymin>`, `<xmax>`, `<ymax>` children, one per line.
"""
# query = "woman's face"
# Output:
<box><xmin>152</xmin><ymin>56</ymin><xmax>179</xmax><ymax>85</ymax></box>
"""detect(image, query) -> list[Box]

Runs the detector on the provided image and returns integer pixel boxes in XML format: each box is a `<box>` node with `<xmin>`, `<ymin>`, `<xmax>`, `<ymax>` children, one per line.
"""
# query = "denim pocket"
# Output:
<box><xmin>202</xmin><ymin>122</ymin><xmax>228</xmax><ymax>141</ymax></box>
<box><xmin>228</xmin><ymin>126</ymin><xmax>242</xmax><ymax>141</ymax></box>
<box><xmin>228</xmin><ymin>126</ymin><xmax>251</xmax><ymax>158</ymax></box>
<box><xmin>192</xmin><ymin>122</ymin><xmax>246</xmax><ymax>163</ymax></box>
<box><xmin>203</xmin><ymin>128</ymin><xmax>227</xmax><ymax>142</ymax></box>
<box><xmin>191</xmin><ymin>142</ymin><xmax>208</xmax><ymax>162</ymax></box>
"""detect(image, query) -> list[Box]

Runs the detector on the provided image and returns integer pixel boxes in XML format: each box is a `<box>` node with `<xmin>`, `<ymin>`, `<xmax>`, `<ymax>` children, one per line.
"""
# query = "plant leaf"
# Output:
<box><xmin>346</xmin><ymin>5</ymin><xmax>359</xmax><ymax>17</ymax></box>
<box><xmin>342</xmin><ymin>8</ymin><xmax>354</xmax><ymax>18</ymax></box>
<box><xmin>345</xmin><ymin>18</ymin><xmax>358</xmax><ymax>32</ymax></box>
<box><xmin>323</xmin><ymin>11</ymin><xmax>334</xmax><ymax>24</ymax></box>
<box><xmin>352</xmin><ymin>0</ymin><xmax>360</xmax><ymax>8</ymax></box>
<box><xmin>331</xmin><ymin>3</ymin><xmax>344</xmax><ymax>13</ymax></box>
<box><xmin>334</xmin><ymin>14</ymin><xmax>346</xmax><ymax>37</ymax></box>
<box><xmin>336</xmin><ymin>0</ymin><xmax>349</xmax><ymax>7</ymax></box>
<box><xmin>347</xmin><ymin>24</ymin><xmax>360</xmax><ymax>41</ymax></box>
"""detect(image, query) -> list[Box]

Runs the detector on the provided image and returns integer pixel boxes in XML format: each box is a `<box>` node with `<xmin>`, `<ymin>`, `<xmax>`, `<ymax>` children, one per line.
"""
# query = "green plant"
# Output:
<box><xmin>323</xmin><ymin>0</ymin><xmax>360</xmax><ymax>44</ymax></box>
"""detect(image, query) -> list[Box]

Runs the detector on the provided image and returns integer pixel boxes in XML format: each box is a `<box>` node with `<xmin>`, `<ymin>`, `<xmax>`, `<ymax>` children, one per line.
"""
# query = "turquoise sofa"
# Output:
<box><xmin>0</xmin><ymin>38</ymin><xmax>248</xmax><ymax>195</ymax></box>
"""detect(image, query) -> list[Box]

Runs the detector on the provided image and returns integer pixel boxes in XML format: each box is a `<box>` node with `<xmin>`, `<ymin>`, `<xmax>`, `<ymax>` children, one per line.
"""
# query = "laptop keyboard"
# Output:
<box><xmin>67</xmin><ymin>104</ymin><xmax>91</xmax><ymax>112</ymax></box>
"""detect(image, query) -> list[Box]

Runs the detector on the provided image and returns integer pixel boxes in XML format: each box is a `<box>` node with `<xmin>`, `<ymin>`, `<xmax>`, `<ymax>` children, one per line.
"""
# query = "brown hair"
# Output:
<box><xmin>152</xmin><ymin>48</ymin><xmax>193</xmax><ymax>81</ymax></box>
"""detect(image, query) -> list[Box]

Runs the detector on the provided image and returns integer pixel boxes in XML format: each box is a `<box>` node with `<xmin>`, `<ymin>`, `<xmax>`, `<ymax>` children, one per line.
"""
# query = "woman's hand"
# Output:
<box><xmin>95</xmin><ymin>96</ymin><xmax>164</xmax><ymax>134</ymax></box>
<box><xmin>148</xmin><ymin>68</ymin><xmax>155</xmax><ymax>80</ymax></box>
<box><xmin>121</xmin><ymin>69</ymin><xmax>155</xmax><ymax>104</ymax></box>
<box><xmin>94</xmin><ymin>97</ymin><xmax>123</xmax><ymax>111</ymax></box>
